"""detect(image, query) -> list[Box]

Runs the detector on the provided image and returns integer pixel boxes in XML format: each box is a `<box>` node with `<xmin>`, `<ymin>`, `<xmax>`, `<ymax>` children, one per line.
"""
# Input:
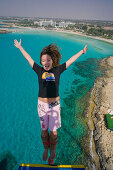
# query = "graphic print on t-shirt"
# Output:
<box><xmin>42</xmin><ymin>72</ymin><xmax>55</xmax><ymax>81</ymax></box>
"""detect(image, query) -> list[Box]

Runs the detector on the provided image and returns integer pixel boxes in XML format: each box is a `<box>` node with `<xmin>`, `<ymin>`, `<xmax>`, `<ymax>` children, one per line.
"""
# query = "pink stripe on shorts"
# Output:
<box><xmin>37</xmin><ymin>99</ymin><xmax>61</xmax><ymax>131</ymax></box>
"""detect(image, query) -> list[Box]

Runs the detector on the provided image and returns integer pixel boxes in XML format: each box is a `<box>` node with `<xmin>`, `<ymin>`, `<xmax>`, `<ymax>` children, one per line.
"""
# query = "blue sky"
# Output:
<box><xmin>0</xmin><ymin>0</ymin><xmax>113</xmax><ymax>21</ymax></box>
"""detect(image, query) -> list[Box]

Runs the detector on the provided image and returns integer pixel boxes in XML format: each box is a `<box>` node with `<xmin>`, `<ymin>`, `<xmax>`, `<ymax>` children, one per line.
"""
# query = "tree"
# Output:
<box><xmin>82</xmin><ymin>25</ymin><xmax>88</xmax><ymax>31</ymax></box>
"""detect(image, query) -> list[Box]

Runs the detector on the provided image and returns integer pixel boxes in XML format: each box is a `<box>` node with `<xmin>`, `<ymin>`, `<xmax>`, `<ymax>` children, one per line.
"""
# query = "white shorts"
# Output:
<box><xmin>37</xmin><ymin>100</ymin><xmax>61</xmax><ymax>132</ymax></box>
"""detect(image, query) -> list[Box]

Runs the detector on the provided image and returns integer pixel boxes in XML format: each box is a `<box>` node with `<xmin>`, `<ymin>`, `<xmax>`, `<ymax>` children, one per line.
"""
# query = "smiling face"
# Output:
<box><xmin>41</xmin><ymin>54</ymin><xmax>53</xmax><ymax>71</ymax></box>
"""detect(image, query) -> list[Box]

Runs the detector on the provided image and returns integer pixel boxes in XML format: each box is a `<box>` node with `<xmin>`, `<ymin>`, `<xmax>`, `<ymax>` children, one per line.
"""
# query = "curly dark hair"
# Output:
<box><xmin>40</xmin><ymin>43</ymin><xmax>62</xmax><ymax>67</ymax></box>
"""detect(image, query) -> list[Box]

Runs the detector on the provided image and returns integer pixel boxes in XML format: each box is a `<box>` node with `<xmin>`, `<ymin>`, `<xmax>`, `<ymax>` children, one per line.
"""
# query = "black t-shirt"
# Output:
<box><xmin>32</xmin><ymin>62</ymin><xmax>66</xmax><ymax>98</ymax></box>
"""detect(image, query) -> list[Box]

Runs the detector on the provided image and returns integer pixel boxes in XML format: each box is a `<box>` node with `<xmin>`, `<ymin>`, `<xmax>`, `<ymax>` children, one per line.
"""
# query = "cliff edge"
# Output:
<box><xmin>88</xmin><ymin>56</ymin><xmax>113</xmax><ymax>170</ymax></box>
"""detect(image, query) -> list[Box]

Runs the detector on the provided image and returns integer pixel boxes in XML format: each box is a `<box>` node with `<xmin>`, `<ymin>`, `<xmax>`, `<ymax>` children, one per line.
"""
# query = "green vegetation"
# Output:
<box><xmin>82</xmin><ymin>25</ymin><xmax>88</xmax><ymax>31</ymax></box>
<box><xmin>86</xmin><ymin>28</ymin><xmax>113</xmax><ymax>39</ymax></box>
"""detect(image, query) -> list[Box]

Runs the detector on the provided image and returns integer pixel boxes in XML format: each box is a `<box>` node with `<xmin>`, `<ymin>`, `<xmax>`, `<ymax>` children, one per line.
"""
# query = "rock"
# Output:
<box><xmin>87</xmin><ymin>56</ymin><xmax>113</xmax><ymax>170</ymax></box>
<box><xmin>0</xmin><ymin>151</ymin><xmax>17</xmax><ymax>170</ymax></box>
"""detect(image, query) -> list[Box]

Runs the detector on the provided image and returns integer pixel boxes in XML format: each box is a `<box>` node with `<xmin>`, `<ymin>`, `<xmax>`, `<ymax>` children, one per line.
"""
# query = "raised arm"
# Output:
<box><xmin>66</xmin><ymin>45</ymin><xmax>88</xmax><ymax>69</ymax></box>
<box><xmin>14</xmin><ymin>39</ymin><xmax>34</xmax><ymax>68</ymax></box>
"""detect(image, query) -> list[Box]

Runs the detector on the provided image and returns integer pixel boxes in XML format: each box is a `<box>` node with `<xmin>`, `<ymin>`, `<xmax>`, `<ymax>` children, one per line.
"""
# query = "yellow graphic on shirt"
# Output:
<box><xmin>42</xmin><ymin>72</ymin><xmax>55</xmax><ymax>81</ymax></box>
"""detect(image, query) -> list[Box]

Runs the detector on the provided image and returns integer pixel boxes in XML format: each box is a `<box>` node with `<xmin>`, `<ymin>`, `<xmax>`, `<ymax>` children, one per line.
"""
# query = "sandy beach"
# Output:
<box><xmin>51</xmin><ymin>29</ymin><xmax>113</xmax><ymax>44</ymax></box>
<box><xmin>1</xmin><ymin>23</ymin><xmax>113</xmax><ymax>44</ymax></box>
<box><xmin>25</xmin><ymin>27</ymin><xmax>113</xmax><ymax>44</ymax></box>
<box><xmin>0</xmin><ymin>27</ymin><xmax>11</xmax><ymax>34</ymax></box>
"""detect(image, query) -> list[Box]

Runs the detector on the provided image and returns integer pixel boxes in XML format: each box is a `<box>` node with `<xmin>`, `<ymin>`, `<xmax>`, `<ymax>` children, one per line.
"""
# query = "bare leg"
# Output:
<box><xmin>41</xmin><ymin>129</ymin><xmax>49</xmax><ymax>161</ymax></box>
<box><xmin>48</xmin><ymin>130</ymin><xmax>57</xmax><ymax>165</ymax></box>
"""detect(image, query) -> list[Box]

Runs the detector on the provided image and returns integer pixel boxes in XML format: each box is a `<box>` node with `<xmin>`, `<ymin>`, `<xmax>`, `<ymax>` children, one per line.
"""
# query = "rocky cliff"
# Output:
<box><xmin>88</xmin><ymin>56</ymin><xmax>113</xmax><ymax>170</ymax></box>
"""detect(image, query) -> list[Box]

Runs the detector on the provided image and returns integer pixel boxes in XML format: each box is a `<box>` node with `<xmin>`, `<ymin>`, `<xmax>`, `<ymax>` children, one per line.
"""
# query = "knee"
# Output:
<box><xmin>50</xmin><ymin>131</ymin><xmax>57</xmax><ymax>142</ymax></box>
<box><xmin>41</xmin><ymin>129</ymin><xmax>49</xmax><ymax>149</ymax></box>
<box><xmin>41</xmin><ymin>129</ymin><xmax>49</xmax><ymax>137</ymax></box>
<box><xmin>50</xmin><ymin>131</ymin><xmax>57</xmax><ymax>138</ymax></box>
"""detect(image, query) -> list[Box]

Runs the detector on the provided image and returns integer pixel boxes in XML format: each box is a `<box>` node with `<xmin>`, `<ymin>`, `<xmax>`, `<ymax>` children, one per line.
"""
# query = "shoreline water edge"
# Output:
<box><xmin>86</xmin><ymin>56</ymin><xmax>113</xmax><ymax>170</ymax></box>
<box><xmin>0</xmin><ymin>26</ymin><xmax>113</xmax><ymax>44</ymax></box>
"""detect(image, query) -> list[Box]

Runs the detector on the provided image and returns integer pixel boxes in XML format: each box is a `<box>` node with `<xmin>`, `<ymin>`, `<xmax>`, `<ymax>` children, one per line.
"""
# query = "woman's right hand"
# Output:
<box><xmin>83</xmin><ymin>45</ymin><xmax>88</xmax><ymax>54</ymax></box>
<box><xmin>14</xmin><ymin>39</ymin><xmax>22</xmax><ymax>49</ymax></box>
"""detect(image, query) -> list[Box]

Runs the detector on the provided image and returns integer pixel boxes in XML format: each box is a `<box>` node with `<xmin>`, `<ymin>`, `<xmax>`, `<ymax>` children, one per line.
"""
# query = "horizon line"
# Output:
<box><xmin>0</xmin><ymin>15</ymin><xmax>113</xmax><ymax>22</ymax></box>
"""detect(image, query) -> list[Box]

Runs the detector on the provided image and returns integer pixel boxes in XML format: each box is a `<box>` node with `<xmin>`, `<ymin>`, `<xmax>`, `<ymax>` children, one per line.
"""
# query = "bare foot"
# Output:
<box><xmin>43</xmin><ymin>149</ymin><xmax>48</xmax><ymax>161</ymax></box>
<box><xmin>48</xmin><ymin>156</ymin><xmax>54</xmax><ymax>165</ymax></box>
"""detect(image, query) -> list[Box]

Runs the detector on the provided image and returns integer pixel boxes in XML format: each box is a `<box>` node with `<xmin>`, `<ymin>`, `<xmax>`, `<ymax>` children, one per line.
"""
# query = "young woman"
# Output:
<box><xmin>14</xmin><ymin>39</ymin><xmax>88</xmax><ymax>165</ymax></box>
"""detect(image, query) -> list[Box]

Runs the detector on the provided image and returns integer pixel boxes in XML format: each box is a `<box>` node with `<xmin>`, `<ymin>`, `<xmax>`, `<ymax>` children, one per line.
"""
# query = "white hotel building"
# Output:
<box><xmin>34</xmin><ymin>20</ymin><xmax>75</xmax><ymax>28</ymax></box>
<box><xmin>34</xmin><ymin>20</ymin><xmax>56</xmax><ymax>27</ymax></box>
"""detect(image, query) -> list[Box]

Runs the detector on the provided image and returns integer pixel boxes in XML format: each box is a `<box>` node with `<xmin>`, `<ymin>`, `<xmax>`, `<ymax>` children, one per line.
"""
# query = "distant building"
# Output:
<box><xmin>34</xmin><ymin>21</ymin><xmax>40</xmax><ymax>25</ymax></box>
<box><xmin>58</xmin><ymin>22</ymin><xmax>66</xmax><ymax>27</ymax></box>
<box><xmin>103</xmin><ymin>27</ymin><xmax>113</xmax><ymax>30</ymax></box>
<box><xmin>58</xmin><ymin>21</ymin><xmax>75</xmax><ymax>27</ymax></box>
<box><xmin>34</xmin><ymin>20</ymin><xmax>56</xmax><ymax>27</ymax></box>
<box><xmin>66</xmin><ymin>22</ymin><xmax>75</xmax><ymax>26</ymax></box>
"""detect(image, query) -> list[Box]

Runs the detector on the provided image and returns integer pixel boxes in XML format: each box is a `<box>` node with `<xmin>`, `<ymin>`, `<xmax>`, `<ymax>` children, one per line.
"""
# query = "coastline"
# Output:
<box><xmin>0</xmin><ymin>28</ymin><xmax>11</xmax><ymax>34</ymax></box>
<box><xmin>87</xmin><ymin>56</ymin><xmax>113</xmax><ymax>169</ymax></box>
<box><xmin>16</xmin><ymin>27</ymin><xmax>113</xmax><ymax>44</ymax></box>
<box><xmin>0</xmin><ymin>25</ymin><xmax>113</xmax><ymax>44</ymax></box>
<box><xmin>50</xmin><ymin>29</ymin><xmax>113</xmax><ymax>44</ymax></box>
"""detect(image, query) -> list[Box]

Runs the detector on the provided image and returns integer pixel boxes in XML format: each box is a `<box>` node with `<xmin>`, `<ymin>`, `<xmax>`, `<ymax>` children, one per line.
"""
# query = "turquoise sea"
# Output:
<box><xmin>0</xmin><ymin>29</ymin><xmax>113</xmax><ymax>169</ymax></box>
